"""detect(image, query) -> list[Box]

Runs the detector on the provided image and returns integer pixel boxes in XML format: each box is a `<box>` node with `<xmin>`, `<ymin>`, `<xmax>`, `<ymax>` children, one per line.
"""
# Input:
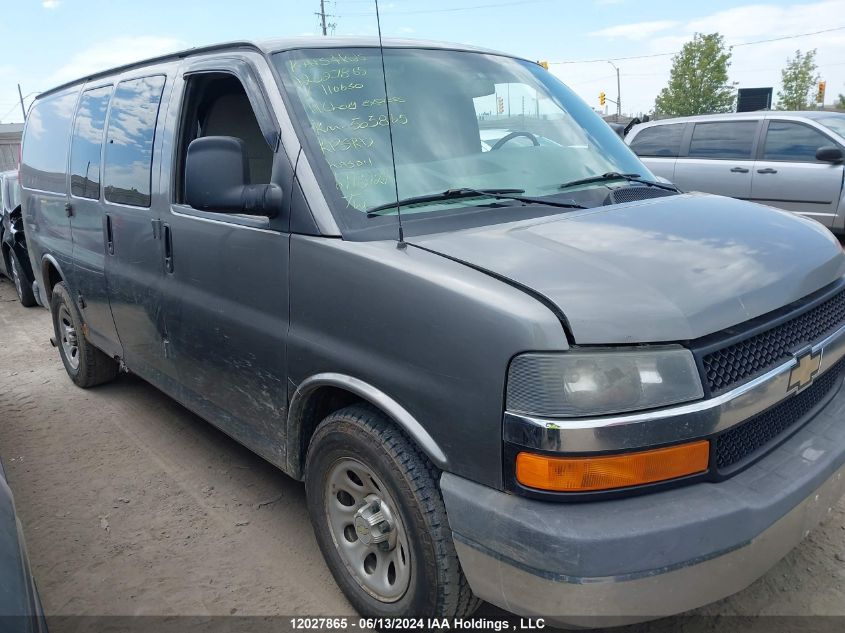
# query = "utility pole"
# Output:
<box><xmin>318</xmin><ymin>0</ymin><xmax>327</xmax><ymax>35</ymax></box>
<box><xmin>316</xmin><ymin>0</ymin><xmax>336</xmax><ymax>36</ymax></box>
<box><xmin>17</xmin><ymin>84</ymin><xmax>26</xmax><ymax>120</ymax></box>
<box><xmin>606</xmin><ymin>61</ymin><xmax>620</xmax><ymax>121</ymax></box>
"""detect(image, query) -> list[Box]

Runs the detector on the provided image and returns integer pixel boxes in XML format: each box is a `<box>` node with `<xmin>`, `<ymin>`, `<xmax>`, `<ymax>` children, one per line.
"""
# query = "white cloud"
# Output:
<box><xmin>399</xmin><ymin>26</ymin><xmax>416</xmax><ymax>34</ymax></box>
<box><xmin>46</xmin><ymin>36</ymin><xmax>185</xmax><ymax>85</ymax></box>
<box><xmin>589</xmin><ymin>20</ymin><xmax>679</xmax><ymax>41</ymax></box>
<box><xmin>557</xmin><ymin>0</ymin><xmax>845</xmax><ymax>116</ymax></box>
<box><xmin>42</xmin><ymin>0</ymin><xmax>61</xmax><ymax>8</ymax></box>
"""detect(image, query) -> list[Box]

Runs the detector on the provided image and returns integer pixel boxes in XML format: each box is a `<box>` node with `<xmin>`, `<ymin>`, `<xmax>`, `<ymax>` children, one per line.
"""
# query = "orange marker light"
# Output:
<box><xmin>515</xmin><ymin>441</ymin><xmax>710</xmax><ymax>492</ymax></box>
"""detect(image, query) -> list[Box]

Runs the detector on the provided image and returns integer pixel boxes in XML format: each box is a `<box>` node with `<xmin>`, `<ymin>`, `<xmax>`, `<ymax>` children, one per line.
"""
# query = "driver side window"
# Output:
<box><xmin>174</xmin><ymin>72</ymin><xmax>273</xmax><ymax>205</ymax></box>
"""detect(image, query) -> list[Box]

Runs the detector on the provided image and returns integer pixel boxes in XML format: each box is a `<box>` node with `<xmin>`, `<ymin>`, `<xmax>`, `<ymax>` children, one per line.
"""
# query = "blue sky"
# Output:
<box><xmin>2</xmin><ymin>0</ymin><xmax>844</xmax><ymax>122</ymax></box>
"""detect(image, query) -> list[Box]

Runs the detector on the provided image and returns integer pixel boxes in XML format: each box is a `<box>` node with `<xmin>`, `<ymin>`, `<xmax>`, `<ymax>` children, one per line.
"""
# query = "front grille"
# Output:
<box><xmin>703</xmin><ymin>288</ymin><xmax>845</xmax><ymax>394</ymax></box>
<box><xmin>715</xmin><ymin>356</ymin><xmax>845</xmax><ymax>470</ymax></box>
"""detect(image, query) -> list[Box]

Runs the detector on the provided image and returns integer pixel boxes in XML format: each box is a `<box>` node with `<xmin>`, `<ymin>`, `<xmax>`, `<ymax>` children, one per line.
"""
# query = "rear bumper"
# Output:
<box><xmin>442</xmin><ymin>373</ymin><xmax>845</xmax><ymax>626</ymax></box>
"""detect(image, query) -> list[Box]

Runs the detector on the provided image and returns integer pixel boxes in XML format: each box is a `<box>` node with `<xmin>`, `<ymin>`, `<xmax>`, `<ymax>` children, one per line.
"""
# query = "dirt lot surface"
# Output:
<box><xmin>1</xmin><ymin>276</ymin><xmax>845</xmax><ymax>633</ymax></box>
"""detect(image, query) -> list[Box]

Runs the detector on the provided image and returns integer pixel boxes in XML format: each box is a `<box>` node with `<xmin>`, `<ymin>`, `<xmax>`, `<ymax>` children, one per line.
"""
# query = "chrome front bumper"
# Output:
<box><xmin>505</xmin><ymin>321</ymin><xmax>845</xmax><ymax>453</ymax></box>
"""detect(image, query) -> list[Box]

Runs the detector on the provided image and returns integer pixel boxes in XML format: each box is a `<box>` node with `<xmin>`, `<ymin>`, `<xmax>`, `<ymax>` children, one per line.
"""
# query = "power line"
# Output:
<box><xmin>550</xmin><ymin>25</ymin><xmax>845</xmax><ymax>64</ymax></box>
<box><xmin>0</xmin><ymin>101</ymin><xmax>24</xmax><ymax>121</ymax></box>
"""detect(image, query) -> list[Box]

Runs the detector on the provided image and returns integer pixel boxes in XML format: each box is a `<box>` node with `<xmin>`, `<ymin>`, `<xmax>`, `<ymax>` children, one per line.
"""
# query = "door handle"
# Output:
<box><xmin>757</xmin><ymin>168</ymin><xmax>778</xmax><ymax>174</ymax></box>
<box><xmin>163</xmin><ymin>224</ymin><xmax>174</xmax><ymax>273</ymax></box>
<box><xmin>105</xmin><ymin>214</ymin><xmax>114</xmax><ymax>255</ymax></box>
<box><xmin>730</xmin><ymin>167</ymin><xmax>749</xmax><ymax>173</ymax></box>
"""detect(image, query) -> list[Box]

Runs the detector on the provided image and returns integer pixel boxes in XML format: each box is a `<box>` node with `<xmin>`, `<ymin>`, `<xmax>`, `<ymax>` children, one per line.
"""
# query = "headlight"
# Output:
<box><xmin>507</xmin><ymin>347</ymin><xmax>704</xmax><ymax>417</ymax></box>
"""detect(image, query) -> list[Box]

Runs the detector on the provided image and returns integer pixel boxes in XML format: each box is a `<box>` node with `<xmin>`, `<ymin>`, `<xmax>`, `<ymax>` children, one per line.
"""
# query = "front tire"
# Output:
<box><xmin>50</xmin><ymin>282</ymin><xmax>118</xmax><ymax>387</ymax></box>
<box><xmin>305</xmin><ymin>405</ymin><xmax>479</xmax><ymax>620</ymax></box>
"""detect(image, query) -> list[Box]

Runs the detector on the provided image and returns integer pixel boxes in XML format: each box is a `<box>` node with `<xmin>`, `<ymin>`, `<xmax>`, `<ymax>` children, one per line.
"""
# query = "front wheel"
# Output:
<box><xmin>305</xmin><ymin>405</ymin><xmax>479</xmax><ymax>619</ymax></box>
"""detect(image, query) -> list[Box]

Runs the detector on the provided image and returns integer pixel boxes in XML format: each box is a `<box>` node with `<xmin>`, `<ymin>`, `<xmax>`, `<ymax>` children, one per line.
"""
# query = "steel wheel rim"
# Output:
<box><xmin>58</xmin><ymin>304</ymin><xmax>80</xmax><ymax>370</ymax></box>
<box><xmin>10</xmin><ymin>256</ymin><xmax>22</xmax><ymax>299</ymax></box>
<box><xmin>324</xmin><ymin>457</ymin><xmax>411</xmax><ymax>602</ymax></box>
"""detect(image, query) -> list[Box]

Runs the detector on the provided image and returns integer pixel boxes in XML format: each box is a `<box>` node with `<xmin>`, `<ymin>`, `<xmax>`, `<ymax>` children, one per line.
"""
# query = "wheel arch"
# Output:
<box><xmin>40</xmin><ymin>253</ymin><xmax>66</xmax><ymax>302</ymax></box>
<box><xmin>287</xmin><ymin>373</ymin><xmax>449</xmax><ymax>480</ymax></box>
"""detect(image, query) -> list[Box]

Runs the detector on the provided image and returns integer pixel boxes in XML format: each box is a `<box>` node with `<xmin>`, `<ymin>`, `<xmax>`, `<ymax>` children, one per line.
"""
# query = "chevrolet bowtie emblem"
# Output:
<box><xmin>788</xmin><ymin>349</ymin><xmax>823</xmax><ymax>392</ymax></box>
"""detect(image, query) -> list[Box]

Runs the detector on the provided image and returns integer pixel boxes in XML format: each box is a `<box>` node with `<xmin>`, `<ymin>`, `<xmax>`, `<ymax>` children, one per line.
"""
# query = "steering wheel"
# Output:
<box><xmin>491</xmin><ymin>131</ymin><xmax>540</xmax><ymax>150</ymax></box>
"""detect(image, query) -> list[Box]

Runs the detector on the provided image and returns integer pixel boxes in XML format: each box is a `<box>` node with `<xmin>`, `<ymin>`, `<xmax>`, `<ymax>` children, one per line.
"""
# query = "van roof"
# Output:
<box><xmin>35</xmin><ymin>37</ymin><xmax>518</xmax><ymax>101</ymax></box>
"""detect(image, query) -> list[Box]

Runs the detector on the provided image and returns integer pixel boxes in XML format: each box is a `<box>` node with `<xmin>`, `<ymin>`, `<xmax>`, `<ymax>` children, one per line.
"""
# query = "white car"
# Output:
<box><xmin>626</xmin><ymin>112</ymin><xmax>845</xmax><ymax>233</ymax></box>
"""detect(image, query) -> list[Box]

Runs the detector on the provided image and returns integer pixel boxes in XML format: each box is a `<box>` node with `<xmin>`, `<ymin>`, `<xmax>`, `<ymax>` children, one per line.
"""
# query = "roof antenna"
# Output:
<box><xmin>374</xmin><ymin>0</ymin><xmax>405</xmax><ymax>247</ymax></box>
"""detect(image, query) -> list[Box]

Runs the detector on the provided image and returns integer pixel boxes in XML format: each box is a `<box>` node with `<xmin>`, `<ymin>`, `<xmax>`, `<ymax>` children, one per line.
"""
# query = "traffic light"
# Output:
<box><xmin>497</xmin><ymin>96</ymin><xmax>504</xmax><ymax>114</ymax></box>
<box><xmin>599</xmin><ymin>92</ymin><xmax>606</xmax><ymax>106</ymax></box>
<box><xmin>817</xmin><ymin>81</ymin><xmax>827</xmax><ymax>104</ymax></box>
<box><xmin>538</xmin><ymin>60</ymin><xmax>549</xmax><ymax>70</ymax></box>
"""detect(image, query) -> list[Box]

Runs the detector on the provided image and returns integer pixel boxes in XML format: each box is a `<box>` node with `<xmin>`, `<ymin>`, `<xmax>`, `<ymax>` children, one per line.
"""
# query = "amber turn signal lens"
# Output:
<box><xmin>515</xmin><ymin>441</ymin><xmax>710</xmax><ymax>492</ymax></box>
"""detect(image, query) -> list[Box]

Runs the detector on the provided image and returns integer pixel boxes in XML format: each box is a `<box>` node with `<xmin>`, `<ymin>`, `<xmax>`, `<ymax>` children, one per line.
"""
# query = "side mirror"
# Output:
<box><xmin>184</xmin><ymin>136</ymin><xmax>282</xmax><ymax>217</ymax></box>
<box><xmin>816</xmin><ymin>145</ymin><xmax>843</xmax><ymax>163</ymax></box>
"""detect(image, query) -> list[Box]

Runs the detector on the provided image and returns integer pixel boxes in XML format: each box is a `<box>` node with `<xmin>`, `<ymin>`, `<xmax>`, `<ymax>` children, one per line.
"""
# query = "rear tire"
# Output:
<box><xmin>8</xmin><ymin>249</ymin><xmax>36</xmax><ymax>307</ymax></box>
<box><xmin>305</xmin><ymin>404</ymin><xmax>479</xmax><ymax>620</ymax></box>
<box><xmin>50</xmin><ymin>282</ymin><xmax>118</xmax><ymax>388</ymax></box>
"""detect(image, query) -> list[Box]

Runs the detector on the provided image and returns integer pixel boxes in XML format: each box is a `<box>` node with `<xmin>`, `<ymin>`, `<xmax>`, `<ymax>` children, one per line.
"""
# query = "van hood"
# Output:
<box><xmin>410</xmin><ymin>193</ymin><xmax>845</xmax><ymax>344</ymax></box>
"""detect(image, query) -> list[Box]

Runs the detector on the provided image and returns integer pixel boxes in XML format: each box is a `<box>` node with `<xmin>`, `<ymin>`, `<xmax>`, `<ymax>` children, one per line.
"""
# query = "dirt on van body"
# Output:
<box><xmin>1</xmin><ymin>276</ymin><xmax>845</xmax><ymax>633</ymax></box>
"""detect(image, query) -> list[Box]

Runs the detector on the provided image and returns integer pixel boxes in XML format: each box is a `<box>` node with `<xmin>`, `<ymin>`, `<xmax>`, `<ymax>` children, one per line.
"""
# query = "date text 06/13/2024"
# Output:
<box><xmin>289</xmin><ymin>617</ymin><xmax>546</xmax><ymax>630</ymax></box>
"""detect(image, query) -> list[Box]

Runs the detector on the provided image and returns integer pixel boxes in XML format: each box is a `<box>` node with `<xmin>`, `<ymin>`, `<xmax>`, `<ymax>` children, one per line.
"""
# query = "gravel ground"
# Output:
<box><xmin>1</xmin><ymin>275</ymin><xmax>845</xmax><ymax>633</ymax></box>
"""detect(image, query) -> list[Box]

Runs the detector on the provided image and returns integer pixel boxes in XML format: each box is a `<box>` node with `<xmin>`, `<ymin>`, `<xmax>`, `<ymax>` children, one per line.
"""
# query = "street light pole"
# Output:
<box><xmin>607</xmin><ymin>61</ymin><xmax>620</xmax><ymax>121</ymax></box>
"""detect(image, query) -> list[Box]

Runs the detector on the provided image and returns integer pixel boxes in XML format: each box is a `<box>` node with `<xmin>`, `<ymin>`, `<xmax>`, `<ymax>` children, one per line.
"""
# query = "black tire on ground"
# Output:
<box><xmin>305</xmin><ymin>404</ymin><xmax>480</xmax><ymax>620</ymax></box>
<box><xmin>50</xmin><ymin>282</ymin><xmax>119</xmax><ymax>388</ymax></box>
<box><xmin>8</xmin><ymin>249</ymin><xmax>36</xmax><ymax>307</ymax></box>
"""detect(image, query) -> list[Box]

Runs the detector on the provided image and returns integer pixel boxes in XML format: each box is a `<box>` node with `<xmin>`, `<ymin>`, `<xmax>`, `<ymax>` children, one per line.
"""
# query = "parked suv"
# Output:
<box><xmin>626</xmin><ymin>112</ymin><xmax>845</xmax><ymax>231</ymax></box>
<box><xmin>0</xmin><ymin>170</ymin><xmax>36</xmax><ymax>306</ymax></box>
<box><xmin>19</xmin><ymin>38</ymin><xmax>845</xmax><ymax>625</ymax></box>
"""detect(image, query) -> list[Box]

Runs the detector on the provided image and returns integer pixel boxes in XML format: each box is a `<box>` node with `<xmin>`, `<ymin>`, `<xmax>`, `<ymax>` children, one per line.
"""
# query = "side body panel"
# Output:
<box><xmin>751</xmin><ymin>159</ymin><xmax>844</xmax><ymax>226</ymax></box>
<box><xmin>20</xmin><ymin>87</ymin><xmax>80</xmax><ymax>300</ymax></box>
<box><xmin>102</xmin><ymin>67</ymin><xmax>177</xmax><ymax>383</ymax></box>
<box><xmin>155</xmin><ymin>53</ymin><xmax>293</xmax><ymax>467</ymax></box>
<box><xmin>751</xmin><ymin>120</ymin><xmax>845</xmax><ymax>228</ymax></box>
<box><xmin>68</xmin><ymin>84</ymin><xmax>121</xmax><ymax>357</ymax></box>
<box><xmin>287</xmin><ymin>236</ymin><xmax>568</xmax><ymax>488</ymax></box>
<box><xmin>673</xmin><ymin>157</ymin><xmax>754</xmax><ymax>198</ymax></box>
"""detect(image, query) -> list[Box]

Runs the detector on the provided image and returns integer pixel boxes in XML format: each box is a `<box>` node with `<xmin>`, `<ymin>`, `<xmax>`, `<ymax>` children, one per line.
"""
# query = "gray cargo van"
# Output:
<box><xmin>19</xmin><ymin>38</ymin><xmax>845</xmax><ymax>625</ymax></box>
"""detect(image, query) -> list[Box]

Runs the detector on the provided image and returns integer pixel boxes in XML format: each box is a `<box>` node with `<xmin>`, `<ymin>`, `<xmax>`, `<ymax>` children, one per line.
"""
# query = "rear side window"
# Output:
<box><xmin>762</xmin><ymin>121</ymin><xmax>833</xmax><ymax>162</ymax></box>
<box><xmin>104</xmin><ymin>75</ymin><xmax>166</xmax><ymax>207</ymax></box>
<box><xmin>629</xmin><ymin>124</ymin><xmax>685</xmax><ymax>157</ymax></box>
<box><xmin>688</xmin><ymin>121</ymin><xmax>758</xmax><ymax>159</ymax></box>
<box><xmin>70</xmin><ymin>85</ymin><xmax>113</xmax><ymax>199</ymax></box>
<box><xmin>20</xmin><ymin>89</ymin><xmax>79</xmax><ymax>193</ymax></box>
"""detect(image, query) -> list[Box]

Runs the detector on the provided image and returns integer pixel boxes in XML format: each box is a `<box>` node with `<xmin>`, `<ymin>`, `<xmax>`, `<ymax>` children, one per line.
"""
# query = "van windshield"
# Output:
<box><xmin>273</xmin><ymin>47</ymin><xmax>650</xmax><ymax>233</ymax></box>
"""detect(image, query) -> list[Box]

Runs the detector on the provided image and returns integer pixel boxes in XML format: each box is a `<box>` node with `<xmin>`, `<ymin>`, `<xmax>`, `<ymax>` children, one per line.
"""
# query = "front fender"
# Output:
<box><xmin>287</xmin><ymin>373</ymin><xmax>449</xmax><ymax>477</ymax></box>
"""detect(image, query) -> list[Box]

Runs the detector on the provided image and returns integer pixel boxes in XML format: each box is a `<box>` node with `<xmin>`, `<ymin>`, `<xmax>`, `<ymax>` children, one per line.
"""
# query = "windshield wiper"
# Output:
<box><xmin>559</xmin><ymin>172</ymin><xmax>680</xmax><ymax>193</ymax></box>
<box><xmin>366</xmin><ymin>187</ymin><xmax>586</xmax><ymax>217</ymax></box>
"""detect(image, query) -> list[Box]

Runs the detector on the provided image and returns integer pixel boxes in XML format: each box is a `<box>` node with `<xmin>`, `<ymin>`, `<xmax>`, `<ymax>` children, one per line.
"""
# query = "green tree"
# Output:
<box><xmin>777</xmin><ymin>49</ymin><xmax>819</xmax><ymax>110</ymax></box>
<box><xmin>837</xmin><ymin>92</ymin><xmax>845</xmax><ymax>109</ymax></box>
<box><xmin>654</xmin><ymin>33</ymin><xmax>736</xmax><ymax>117</ymax></box>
